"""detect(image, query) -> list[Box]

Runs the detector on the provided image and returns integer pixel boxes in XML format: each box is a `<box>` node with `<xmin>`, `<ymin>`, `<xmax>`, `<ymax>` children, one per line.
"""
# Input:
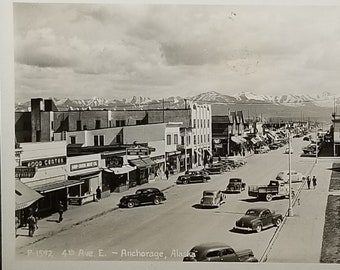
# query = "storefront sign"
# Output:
<box><xmin>105</xmin><ymin>156</ymin><xmax>123</xmax><ymax>168</ymax></box>
<box><xmin>15</xmin><ymin>167</ymin><xmax>36</xmax><ymax>178</ymax></box>
<box><xmin>126</xmin><ymin>147</ymin><xmax>150</xmax><ymax>156</ymax></box>
<box><xmin>70</xmin><ymin>160</ymin><xmax>98</xmax><ymax>172</ymax></box>
<box><xmin>22</xmin><ymin>156</ymin><xmax>66</xmax><ymax>168</ymax></box>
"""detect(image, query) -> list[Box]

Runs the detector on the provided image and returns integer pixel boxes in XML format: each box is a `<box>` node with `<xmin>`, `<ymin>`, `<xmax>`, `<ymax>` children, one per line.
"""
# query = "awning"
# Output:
<box><xmin>15</xmin><ymin>180</ymin><xmax>43</xmax><ymax>211</ymax></box>
<box><xmin>105</xmin><ymin>165</ymin><xmax>136</xmax><ymax>175</ymax></box>
<box><xmin>129</xmin><ymin>157</ymin><xmax>156</xmax><ymax>169</ymax></box>
<box><xmin>31</xmin><ymin>180</ymin><xmax>84</xmax><ymax>194</ymax></box>
<box><xmin>267</xmin><ymin>133</ymin><xmax>275</xmax><ymax>140</ymax></box>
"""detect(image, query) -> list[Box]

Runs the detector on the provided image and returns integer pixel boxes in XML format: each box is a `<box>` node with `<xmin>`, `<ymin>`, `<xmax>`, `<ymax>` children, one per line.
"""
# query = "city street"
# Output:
<box><xmin>16</xmin><ymin>138</ymin><xmax>316</xmax><ymax>262</ymax></box>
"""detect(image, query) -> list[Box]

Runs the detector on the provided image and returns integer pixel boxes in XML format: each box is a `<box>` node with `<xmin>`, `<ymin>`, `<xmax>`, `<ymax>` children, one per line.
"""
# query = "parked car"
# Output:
<box><xmin>275</xmin><ymin>170</ymin><xmax>305</xmax><ymax>183</ymax></box>
<box><xmin>302</xmin><ymin>143</ymin><xmax>317</xmax><ymax>155</ymax></box>
<box><xmin>269</xmin><ymin>143</ymin><xmax>280</xmax><ymax>150</ymax></box>
<box><xmin>202</xmin><ymin>164</ymin><xmax>224</xmax><ymax>174</ymax></box>
<box><xmin>183</xmin><ymin>242</ymin><xmax>258</xmax><ymax>262</ymax></box>
<box><xmin>225</xmin><ymin>178</ymin><xmax>246</xmax><ymax>193</ymax></box>
<box><xmin>200</xmin><ymin>190</ymin><xmax>224</xmax><ymax>208</ymax></box>
<box><xmin>254</xmin><ymin>146</ymin><xmax>270</xmax><ymax>154</ymax></box>
<box><xmin>234</xmin><ymin>208</ymin><xmax>283</xmax><ymax>233</ymax></box>
<box><xmin>303</xmin><ymin>136</ymin><xmax>310</xmax><ymax>141</ymax></box>
<box><xmin>284</xmin><ymin>147</ymin><xmax>293</xmax><ymax>154</ymax></box>
<box><xmin>118</xmin><ymin>188</ymin><xmax>166</xmax><ymax>208</ymax></box>
<box><xmin>176</xmin><ymin>171</ymin><xmax>210</xmax><ymax>184</ymax></box>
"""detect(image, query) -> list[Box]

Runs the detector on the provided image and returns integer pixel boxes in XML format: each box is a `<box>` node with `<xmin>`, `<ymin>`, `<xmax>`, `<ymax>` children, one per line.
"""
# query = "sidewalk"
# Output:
<box><xmin>16</xmin><ymin>175</ymin><xmax>178</xmax><ymax>250</ymax></box>
<box><xmin>265</xmin><ymin>159</ymin><xmax>333</xmax><ymax>263</ymax></box>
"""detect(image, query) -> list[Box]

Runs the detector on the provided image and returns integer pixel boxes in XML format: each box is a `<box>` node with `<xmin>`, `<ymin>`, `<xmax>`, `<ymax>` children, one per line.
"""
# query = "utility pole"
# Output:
<box><xmin>288</xmin><ymin>130</ymin><xmax>293</xmax><ymax>217</ymax></box>
<box><xmin>162</xmin><ymin>98</ymin><xmax>165</xmax><ymax>123</ymax></box>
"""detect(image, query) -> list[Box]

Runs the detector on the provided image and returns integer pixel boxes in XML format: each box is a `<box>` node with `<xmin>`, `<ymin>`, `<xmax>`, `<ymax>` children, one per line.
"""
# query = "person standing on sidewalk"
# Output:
<box><xmin>165</xmin><ymin>169</ymin><xmax>169</xmax><ymax>180</ymax></box>
<box><xmin>57</xmin><ymin>201</ymin><xmax>64</xmax><ymax>223</ymax></box>
<box><xmin>33</xmin><ymin>207</ymin><xmax>39</xmax><ymax>229</ymax></box>
<box><xmin>306</xmin><ymin>176</ymin><xmax>311</xmax><ymax>189</ymax></box>
<box><xmin>312</xmin><ymin>176</ymin><xmax>317</xmax><ymax>189</ymax></box>
<box><xmin>96</xmin><ymin>186</ymin><xmax>102</xmax><ymax>201</ymax></box>
<box><xmin>27</xmin><ymin>214</ymin><xmax>36</xmax><ymax>237</ymax></box>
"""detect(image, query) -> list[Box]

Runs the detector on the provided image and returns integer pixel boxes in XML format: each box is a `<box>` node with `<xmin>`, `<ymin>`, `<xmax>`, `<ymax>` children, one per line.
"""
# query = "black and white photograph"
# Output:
<box><xmin>2</xmin><ymin>0</ymin><xmax>340</xmax><ymax>269</ymax></box>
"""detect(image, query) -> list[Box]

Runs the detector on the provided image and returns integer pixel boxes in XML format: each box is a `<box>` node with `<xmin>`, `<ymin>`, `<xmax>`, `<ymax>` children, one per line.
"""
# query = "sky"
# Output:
<box><xmin>13</xmin><ymin>3</ymin><xmax>340</xmax><ymax>102</ymax></box>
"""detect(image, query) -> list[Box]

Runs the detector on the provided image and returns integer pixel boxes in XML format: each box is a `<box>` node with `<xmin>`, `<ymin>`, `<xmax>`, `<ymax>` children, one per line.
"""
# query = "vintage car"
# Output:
<box><xmin>176</xmin><ymin>171</ymin><xmax>210</xmax><ymax>184</ymax></box>
<box><xmin>200</xmin><ymin>190</ymin><xmax>224</xmax><ymax>208</ymax></box>
<box><xmin>254</xmin><ymin>146</ymin><xmax>270</xmax><ymax>154</ymax></box>
<box><xmin>275</xmin><ymin>170</ymin><xmax>305</xmax><ymax>183</ymax></box>
<box><xmin>269</xmin><ymin>143</ymin><xmax>280</xmax><ymax>150</ymax></box>
<box><xmin>183</xmin><ymin>242</ymin><xmax>258</xmax><ymax>262</ymax></box>
<box><xmin>118</xmin><ymin>188</ymin><xmax>166</xmax><ymax>208</ymax></box>
<box><xmin>284</xmin><ymin>147</ymin><xmax>293</xmax><ymax>154</ymax></box>
<box><xmin>234</xmin><ymin>208</ymin><xmax>283</xmax><ymax>233</ymax></box>
<box><xmin>202</xmin><ymin>163</ymin><xmax>225</xmax><ymax>174</ymax></box>
<box><xmin>225</xmin><ymin>178</ymin><xmax>246</xmax><ymax>193</ymax></box>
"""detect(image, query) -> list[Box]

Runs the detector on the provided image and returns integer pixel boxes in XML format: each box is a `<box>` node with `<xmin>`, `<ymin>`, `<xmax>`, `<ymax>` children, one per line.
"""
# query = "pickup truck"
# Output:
<box><xmin>248</xmin><ymin>180</ymin><xmax>289</xmax><ymax>202</ymax></box>
<box><xmin>183</xmin><ymin>242</ymin><xmax>258</xmax><ymax>262</ymax></box>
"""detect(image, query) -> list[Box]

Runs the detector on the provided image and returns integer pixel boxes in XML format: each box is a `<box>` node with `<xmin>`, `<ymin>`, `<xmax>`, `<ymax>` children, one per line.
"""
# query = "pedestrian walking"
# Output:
<box><xmin>27</xmin><ymin>214</ymin><xmax>36</xmax><ymax>237</ymax></box>
<box><xmin>306</xmin><ymin>176</ymin><xmax>311</xmax><ymax>189</ymax></box>
<box><xmin>312</xmin><ymin>176</ymin><xmax>317</xmax><ymax>189</ymax></box>
<box><xmin>15</xmin><ymin>216</ymin><xmax>20</xmax><ymax>237</ymax></box>
<box><xmin>165</xmin><ymin>170</ymin><xmax>169</xmax><ymax>180</ymax></box>
<box><xmin>57</xmin><ymin>201</ymin><xmax>64</xmax><ymax>223</ymax></box>
<box><xmin>33</xmin><ymin>207</ymin><xmax>39</xmax><ymax>229</ymax></box>
<box><xmin>96</xmin><ymin>186</ymin><xmax>102</xmax><ymax>201</ymax></box>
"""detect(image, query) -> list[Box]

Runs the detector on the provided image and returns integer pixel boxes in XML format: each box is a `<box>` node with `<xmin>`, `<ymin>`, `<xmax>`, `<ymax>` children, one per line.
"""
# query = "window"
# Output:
<box><xmin>116</xmin><ymin>134</ymin><xmax>121</xmax><ymax>144</ymax></box>
<box><xmin>201</xmin><ymin>120</ymin><xmax>203</xmax><ymax>128</ymax></box>
<box><xmin>174</xmin><ymin>134</ymin><xmax>178</xmax><ymax>144</ymax></box>
<box><xmin>194</xmin><ymin>135</ymin><xmax>196</xmax><ymax>145</ymax></box>
<box><xmin>201</xmin><ymin>135</ymin><xmax>203</xmax><ymax>144</ymax></box>
<box><xmin>193</xmin><ymin>119</ymin><xmax>196</xmax><ymax>128</ymax></box>
<box><xmin>206</xmin><ymin>251</ymin><xmax>220</xmax><ymax>258</ymax></box>
<box><xmin>188</xmin><ymin>135</ymin><xmax>191</xmax><ymax>145</ymax></box>
<box><xmin>204</xmin><ymin>135</ymin><xmax>206</xmax><ymax>143</ymax></box>
<box><xmin>197</xmin><ymin>119</ymin><xmax>199</xmax><ymax>128</ymax></box>
<box><xmin>197</xmin><ymin>136</ymin><xmax>200</xmax><ymax>144</ymax></box>
<box><xmin>70</xmin><ymin>136</ymin><xmax>76</xmax><ymax>144</ymax></box>
<box><xmin>208</xmin><ymin>119</ymin><xmax>210</xmax><ymax>127</ymax></box>
<box><xmin>116</xmin><ymin>120</ymin><xmax>126</xmax><ymax>127</ymax></box>
<box><xmin>208</xmin><ymin>135</ymin><xmax>210</xmax><ymax>143</ymax></box>
<box><xmin>100</xmin><ymin>135</ymin><xmax>104</xmax><ymax>146</ymax></box>
<box><xmin>95</xmin><ymin>120</ymin><xmax>101</xmax><ymax>129</ymax></box>
<box><xmin>181</xmin><ymin>136</ymin><xmax>184</xmax><ymax>145</ymax></box>
<box><xmin>51</xmin><ymin>121</ymin><xmax>54</xmax><ymax>130</ymax></box>
<box><xmin>94</xmin><ymin>135</ymin><xmax>99</xmax><ymax>146</ymax></box>
<box><xmin>136</xmin><ymin>120</ymin><xmax>143</xmax><ymax>125</ymax></box>
<box><xmin>77</xmin><ymin>120</ymin><xmax>81</xmax><ymax>131</ymax></box>
<box><xmin>167</xmin><ymin>134</ymin><xmax>171</xmax><ymax>145</ymax></box>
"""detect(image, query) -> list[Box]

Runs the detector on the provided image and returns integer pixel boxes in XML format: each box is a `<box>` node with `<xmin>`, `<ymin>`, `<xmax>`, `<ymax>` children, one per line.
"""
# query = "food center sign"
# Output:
<box><xmin>22</xmin><ymin>156</ymin><xmax>66</xmax><ymax>168</ymax></box>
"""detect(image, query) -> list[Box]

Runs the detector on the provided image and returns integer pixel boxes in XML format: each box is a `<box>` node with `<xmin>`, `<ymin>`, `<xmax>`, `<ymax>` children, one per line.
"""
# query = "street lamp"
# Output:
<box><xmin>288</xmin><ymin>130</ymin><xmax>293</xmax><ymax>217</ymax></box>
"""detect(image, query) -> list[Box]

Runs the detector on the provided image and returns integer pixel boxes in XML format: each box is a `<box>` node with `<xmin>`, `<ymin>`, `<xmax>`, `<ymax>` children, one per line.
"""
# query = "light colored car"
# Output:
<box><xmin>284</xmin><ymin>147</ymin><xmax>293</xmax><ymax>154</ymax></box>
<box><xmin>275</xmin><ymin>170</ymin><xmax>305</xmax><ymax>183</ymax></box>
<box><xmin>200</xmin><ymin>190</ymin><xmax>224</xmax><ymax>208</ymax></box>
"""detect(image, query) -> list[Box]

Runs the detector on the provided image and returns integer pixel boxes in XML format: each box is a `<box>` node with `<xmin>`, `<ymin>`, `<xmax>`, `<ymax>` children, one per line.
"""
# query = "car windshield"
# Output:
<box><xmin>246</xmin><ymin>209</ymin><xmax>261</xmax><ymax>216</ymax></box>
<box><xmin>230</xmin><ymin>179</ymin><xmax>241</xmax><ymax>183</ymax></box>
<box><xmin>203</xmin><ymin>192</ymin><xmax>214</xmax><ymax>196</ymax></box>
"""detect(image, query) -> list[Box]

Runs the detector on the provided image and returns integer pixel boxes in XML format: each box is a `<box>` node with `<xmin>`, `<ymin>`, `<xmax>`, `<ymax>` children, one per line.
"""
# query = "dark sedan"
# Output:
<box><xmin>176</xmin><ymin>171</ymin><xmax>210</xmax><ymax>184</ymax></box>
<box><xmin>234</xmin><ymin>208</ymin><xmax>283</xmax><ymax>233</ymax></box>
<box><xmin>118</xmin><ymin>188</ymin><xmax>166</xmax><ymax>208</ymax></box>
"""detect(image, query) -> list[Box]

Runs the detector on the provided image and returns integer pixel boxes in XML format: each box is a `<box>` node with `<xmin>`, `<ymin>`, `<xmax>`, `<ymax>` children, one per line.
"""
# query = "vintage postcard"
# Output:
<box><xmin>2</xmin><ymin>0</ymin><xmax>340</xmax><ymax>270</ymax></box>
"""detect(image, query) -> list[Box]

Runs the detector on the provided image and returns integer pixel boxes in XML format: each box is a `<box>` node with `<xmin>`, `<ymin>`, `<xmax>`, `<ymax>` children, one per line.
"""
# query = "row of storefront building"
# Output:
<box><xmin>15</xmin><ymin>97</ymin><xmax>312</xmax><ymax>226</ymax></box>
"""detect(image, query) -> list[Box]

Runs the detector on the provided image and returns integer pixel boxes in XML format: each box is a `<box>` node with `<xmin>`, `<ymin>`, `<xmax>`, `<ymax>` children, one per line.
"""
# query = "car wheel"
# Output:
<box><xmin>266</xmin><ymin>194</ymin><xmax>273</xmax><ymax>202</ymax></box>
<box><xmin>275</xmin><ymin>218</ymin><xmax>282</xmax><ymax>227</ymax></box>
<box><xmin>127</xmin><ymin>201</ymin><xmax>135</xmax><ymax>208</ymax></box>
<box><xmin>203</xmin><ymin>178</ymin><xmax>207</xmax><ymax>183</ymax></box>
<box><xmin>255</xmin><ymin>224</ymin><xmax>262</xmax><ymax>233</ymax></box>
<box><xmin>183</xmin><ymin>180</ymin><xmax>188</xmax><ymax>184</ymax></box>
<box><xmin>153</xmin><ymin>198</ymin><xmax>160</xmax><ymax>205</ymax></box>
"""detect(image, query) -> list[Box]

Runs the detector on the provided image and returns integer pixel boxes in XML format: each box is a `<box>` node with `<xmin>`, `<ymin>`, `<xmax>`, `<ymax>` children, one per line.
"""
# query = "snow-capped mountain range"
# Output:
<box><xmin>15</xmin><ymin>91</ymin><xmax>340</xmax><ymax>111</ymax></box>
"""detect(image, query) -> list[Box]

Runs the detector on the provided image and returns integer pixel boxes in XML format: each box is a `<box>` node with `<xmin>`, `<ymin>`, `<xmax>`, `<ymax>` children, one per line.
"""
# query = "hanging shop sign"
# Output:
<box><xmin>15</xmin><ymin>166</ymin><xmax>36</xmax><ymax>178</ymax></box>
<box><xmin>126</xmin><ymin>147</ymin><xmax>150</xmax><ymax>156</ymax></box>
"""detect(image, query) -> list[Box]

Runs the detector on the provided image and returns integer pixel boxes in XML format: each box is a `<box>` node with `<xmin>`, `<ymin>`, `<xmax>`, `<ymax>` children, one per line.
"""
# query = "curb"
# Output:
<box><xmin>17</xmin><ymin>183</ymin><xmax>177</xmax><ymax>251</ymax></box>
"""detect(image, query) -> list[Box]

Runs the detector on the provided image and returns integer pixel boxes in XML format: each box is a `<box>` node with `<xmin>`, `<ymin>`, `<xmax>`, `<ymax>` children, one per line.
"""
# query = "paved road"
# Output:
<box><xmin>16</xmin><ymin>138</ymin><xmax>315</xmax><ymax>262</ymax></box>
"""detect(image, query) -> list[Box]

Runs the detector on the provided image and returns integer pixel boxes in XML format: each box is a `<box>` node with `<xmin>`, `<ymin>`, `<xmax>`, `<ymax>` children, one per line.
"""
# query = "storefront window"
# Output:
<box><xmin>174</xmin><ymin>134</ymin><xmax>178</xmax><ymax>144</ymax></box>
<box><xmin>167</xmin><ymin>134</ymin><xmax>171</xmax><ymax>145</ymax></box>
